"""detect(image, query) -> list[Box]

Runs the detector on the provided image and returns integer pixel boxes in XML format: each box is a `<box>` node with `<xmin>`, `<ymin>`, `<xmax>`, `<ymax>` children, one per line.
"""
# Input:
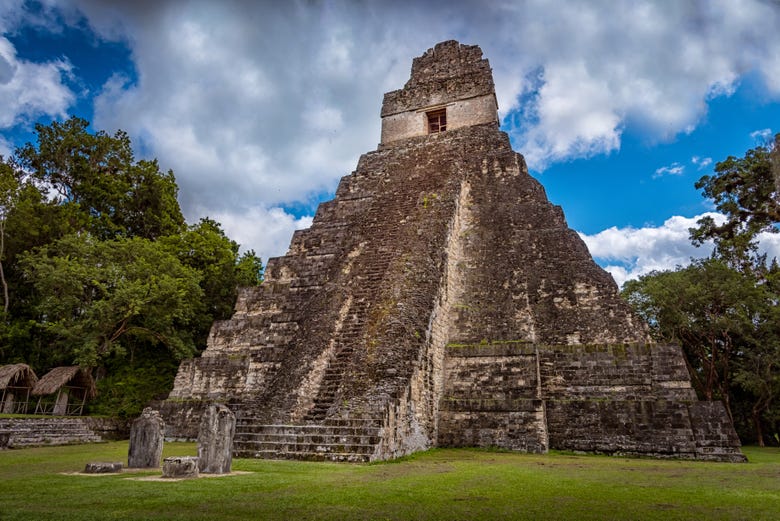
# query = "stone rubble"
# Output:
<box><xmin>162</xmin><ymin>456</ymin><xmax>199</xmax><ymax>479</ymax></box>
<box><xmin>84</xmin><ymin>462</ymin><xmax>122</xmax><ymax>474</ymax></box>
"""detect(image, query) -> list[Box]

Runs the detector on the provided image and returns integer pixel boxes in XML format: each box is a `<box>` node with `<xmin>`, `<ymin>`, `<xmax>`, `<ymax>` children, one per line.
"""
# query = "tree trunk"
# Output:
<box><xmin>753</xmin><ymin>408</ymin><xmax>765</xmax><ymax>447</ymax></box>
<box><xmin>0</xmin><ymin>222</ymin><xmax>8</xmax><ymax>314</ymax></box>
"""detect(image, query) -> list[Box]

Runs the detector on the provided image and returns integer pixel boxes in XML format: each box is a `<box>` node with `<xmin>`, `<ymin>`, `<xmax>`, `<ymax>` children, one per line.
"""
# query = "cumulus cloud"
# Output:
<box><xmin>500</xmin><ymin>0</ymin><xmax>780</xmax><ymax>169</ymax></box>
<box><xmin>4</xmin><ymin>0</ymin><xmax>780</xmax><ymax>258</ymax></box>
<box><xmin>0</xmin><ymin>3</ymin><xmax>77</xmax><ymax>130</ymax></box>
<box><xmin>80</xmin><ymin>2</ymin><xmax>432</xmax><ymax>238</ymax></box>
<box><xmin>0</xmin><ymin>36</ymin><xmax>74</xmax><ymax>129</ymax></box>
<box><xmin>579</xmin><ymin>213</ymin><xmax>722</xmax><ymax>287</ymax></box>
<box><xmin>580</xmin><ymin>213</ymin><xmax>780</xmax><ymax>287</ymax></box>
<box><xmin>210</xmin><ymin>205</ymin><xmax>313</xmax><ymax>260</ymax></box>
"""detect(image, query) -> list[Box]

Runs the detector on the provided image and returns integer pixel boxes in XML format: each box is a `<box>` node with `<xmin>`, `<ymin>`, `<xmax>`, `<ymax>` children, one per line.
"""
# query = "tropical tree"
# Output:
<box><xmin>0</xmin><ymin>117</ymin><xmax>263</xmax><ymax>417</ymax></box>
<box><xmin>15</xmin><ymin>116</ymin><xmax>185</xmax><ymax>240</ymax></box>
<box><xmin>690</xmin><ymin>133</ymin><xmax>779</xmax><ymax>265</ymax></box>
<box><xmin>20</xmin><ymin>234</ymin><xmax>204</xmax><ymax>367</ymax></box>
<box><xmin>162</xmin><ymin>218</ymin><xmax>263</xmax><ymax>350</ymax></box>
<box><xmin>623</xmin><ymin>259</ymin><xmax>759</xmax><ymax>412</ymax></box>
<box><xmin>0</xmin><ymin>161</ymin><xmax>21</xmax><ymax>313</ymax></box>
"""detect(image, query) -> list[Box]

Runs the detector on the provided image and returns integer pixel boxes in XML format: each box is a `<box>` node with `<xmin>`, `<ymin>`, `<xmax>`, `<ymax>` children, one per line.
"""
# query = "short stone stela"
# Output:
<box><xmin>161</xmin><ymin>41</ymin><xmax>745</xmax><ymax>463</ymax></box>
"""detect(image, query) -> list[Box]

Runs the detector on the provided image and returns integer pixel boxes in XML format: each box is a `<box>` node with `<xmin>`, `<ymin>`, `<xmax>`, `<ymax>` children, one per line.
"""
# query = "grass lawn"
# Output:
<box><xmin>0</xmin><ymin>443</ymin><xmax>778</xmax><ymax>520</ymax></box>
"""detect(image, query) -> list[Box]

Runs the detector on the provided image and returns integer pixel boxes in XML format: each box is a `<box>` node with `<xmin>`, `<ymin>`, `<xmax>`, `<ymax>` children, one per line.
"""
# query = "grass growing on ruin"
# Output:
<box><xmin>1</xmin><ymin>443</ymin><xmax>778</xmax><ymax>520</ymax></box>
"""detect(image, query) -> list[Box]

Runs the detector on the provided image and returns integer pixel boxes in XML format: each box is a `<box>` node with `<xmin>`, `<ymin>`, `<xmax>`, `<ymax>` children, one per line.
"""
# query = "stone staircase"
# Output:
<box><xmin>233</xmin><ymin>417</ymin><xmax>383</xmax><ymax>462</ymax></box>
<box><xmin>302</xmin><ymin>284</ymin><xmax>380</xmax><ymax>422</ymax></box>
<box><xmin>303</xmin><ymin>340</ymin><xmax>357</xmax><ymax>421</ymax></box>
<box><xmin>0</xmin><ymin>418</ymin><xmax>103</xmax><ymax>449</ymax></box>
<box><xmin>302</xmin><ymin>190</ymin><xmax>412</xmax><ymax>422</ymax></box>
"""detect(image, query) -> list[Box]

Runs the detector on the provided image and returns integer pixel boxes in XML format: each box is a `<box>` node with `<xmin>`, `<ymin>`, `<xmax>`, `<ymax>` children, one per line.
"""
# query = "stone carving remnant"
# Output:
<box><xmin>197</xmin><ymin>403</ymin><xmax>235</xmax><ymax>474</ymax></box>
<box><xmin>128</xmin><ymin>407</ymin><xmax>164</xmax><ymax>468</ymax></box>
<box><xmin>162</xmin><ymin>456</ymin><xmax>199</xmax><ymax>479</ymax></box>
<box><xmin>84</xmin><ymin>461</ymin><xmax>122</xmax><ymax>474</ymax></box>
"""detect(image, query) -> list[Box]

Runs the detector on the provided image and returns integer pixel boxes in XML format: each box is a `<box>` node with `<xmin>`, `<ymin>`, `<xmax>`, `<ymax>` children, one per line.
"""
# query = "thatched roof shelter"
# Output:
<box><xmin>1</xmin><ymin>364</ymin><xmax>38</xmax><ymax>414</ymax></box>
<box><xmin>32</xmin><ymin>366</ymin><xmax>96</xmax><ymax>400</ymax></box>
<box><xmin>32</xmin><ymin>366</ymin><xmax>97</xmax><ymax>416</ymax></box>
<box><xmin>0</xmin><ymin>364</ymin><xmax>38</xmax><ymax>390</ymax></box>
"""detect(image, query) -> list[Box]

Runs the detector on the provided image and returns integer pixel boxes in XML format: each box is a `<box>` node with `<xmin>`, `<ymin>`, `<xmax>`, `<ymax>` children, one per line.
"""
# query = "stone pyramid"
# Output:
<box><xmin>162</xmin><ymin>40</ymin><xmax>744</xmax><ymax>462</ymax></box>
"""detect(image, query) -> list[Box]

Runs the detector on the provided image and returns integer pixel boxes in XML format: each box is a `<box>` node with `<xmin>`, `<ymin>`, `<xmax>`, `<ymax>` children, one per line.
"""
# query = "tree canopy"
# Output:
<box><xmin>690</xmin><ymin>133</ymin><xmax>780</xmax><ymax>265</ymax></box>
<box><xmin>0</xmin><ymin>117</ymin><xmax>263</xmax><ymax>416</ymax></box>
<box><xmin>20</xmin><ymin>234</ymin><xmax>205</xmax><ymax>367</ymax></box>
<box><xmin>16</xmin><ymin>117</ymin><xmax>185</xmax><ymax>240</ymax></box>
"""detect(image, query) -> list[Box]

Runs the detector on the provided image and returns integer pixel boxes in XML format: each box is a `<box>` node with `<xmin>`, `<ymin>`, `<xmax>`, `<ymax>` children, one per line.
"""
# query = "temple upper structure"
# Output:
<box><xmin>380</xmin><ymin>41</ymin><xmax>499</xmax><ymax>144</ymax></box>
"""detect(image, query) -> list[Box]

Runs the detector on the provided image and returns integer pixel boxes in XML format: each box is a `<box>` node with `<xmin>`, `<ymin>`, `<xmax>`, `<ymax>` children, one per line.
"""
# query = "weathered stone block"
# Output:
<box><xmin>128</xmin><ymin>407</ymin><xmax>164</xmax><ymax>468</ymax></box>
<box><xmin>84</xmin><ymin>462</ymin><xmax>122</xmax><ymax>474</ymax></box>
<box><xmin>197</xmin><ymin>404</ymin><xmax>235</xmax><ymax>474</ymax></box>
<box><xmin>162</xmin><ymin>456</ymin><xmax>199</xmax><ymax>479</ymax></box>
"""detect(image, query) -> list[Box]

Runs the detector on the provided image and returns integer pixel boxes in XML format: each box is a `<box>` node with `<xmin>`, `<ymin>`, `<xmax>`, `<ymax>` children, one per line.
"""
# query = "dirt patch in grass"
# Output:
<box><xmin>60</xmin><ymin>469</ymin><xmax>253</xmax><ymax>481</ymax></box>
<box><xmin>128</xmin><ymin>470</ymin><xmax>252</xmax><ymax>481</ymax></box>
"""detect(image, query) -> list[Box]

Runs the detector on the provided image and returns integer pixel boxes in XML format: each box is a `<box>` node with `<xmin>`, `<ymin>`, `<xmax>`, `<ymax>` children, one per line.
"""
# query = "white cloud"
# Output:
<box><xmin>653</xmin><ymin>162</ymin><xmax>685</xmax><ymax>179</ymax></box>
<box><xmin>210</xmin><ymin>206</ymin><xmax>313</xmax><ymax>260</ymax></box>
<box><xmin>581</xmin><ymin>213</ymin><xmax>780</xmax><ymax>287</ymax></box>
<box><xmin>579</xmin><ymin>213</ymin><xmax>723</xmax><ymax>287</ymax></box>
<box><xmin>750</xmin><ymin>128</ymin><xmax>773</xmax><ymax>144</ymax></box>
<box><xmin>0</xmin><ymin>36</ymin><xmax>74</xmax><ymax>128</ymax></box>
<box><xmin>0</xmin><ymin>2</ymin><xmax>77</xmax><ymax>130</ymax></box>
<box><xmin>0</xmin><ymin>135</ymin><xmax>12</xmax><ymax>158</ymax></box>
<box><xmin>692</xmin><ymin>156</ymin><xmax>712</xmax><ymax>170</ymax></box>
<box><xmin>2</xmin><ymin>0</ymin><xmax>778</xmax><ymax>258</ymax></box>
<box><xmin>501</xmin><ymin>0</ymin><xmax>780</xmax><ymax>169</ymax></box>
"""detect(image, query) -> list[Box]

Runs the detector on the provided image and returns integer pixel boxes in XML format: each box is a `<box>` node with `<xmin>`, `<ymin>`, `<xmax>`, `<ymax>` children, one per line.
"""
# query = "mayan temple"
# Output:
<box><xmin>161</xmin><ymin>41</ymin><xmax>745</xmax><ymax>462</ymax></box>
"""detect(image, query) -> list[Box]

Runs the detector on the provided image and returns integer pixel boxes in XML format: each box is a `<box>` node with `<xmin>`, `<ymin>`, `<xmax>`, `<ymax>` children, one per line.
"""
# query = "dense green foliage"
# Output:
<box><xmin>1</xmin><ymin>443</ymin><xmax>778</xmax><ymax>520</ymax></box>
<box><xmin>691</xmin><ymin>134</ymin><xmax>779</xmax><ymax>265</ymax></box>
<box><xmin>623</xmin><ymin>135</ymin><xmax>780</xmax><ymax>446</ymax></box>
<box><xmin>16</xmin><ymin>117</ymin><xmax>185</xmax><ymax>241</ymax></box>
<box><xmin>0</xmin><ymin>117</ymin><xmax>262</xmax><ymax>416</ymax></box>
<box><xmin>20</xmin><ymin>234</ymin><xmax>204</xmax><ymax>367</ymax></box>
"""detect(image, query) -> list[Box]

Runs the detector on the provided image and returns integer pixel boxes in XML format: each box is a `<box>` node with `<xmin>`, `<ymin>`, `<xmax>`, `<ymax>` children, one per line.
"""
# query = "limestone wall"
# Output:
<box><xmin>438</xmin><ymin>341</ymin><xmax>744</xmax><ymax>461</ymax></box>
<box><xmin>438</xmin><ymin>343</ymin><xmax>548</xmax><ymax>453</ymax></box>
<box><xmin>380</xmin><ymin>94</ymin><xmax>498</xmax><ymax>145</ymax></box>
<box><xmin>0</xmin><ymin>417</ymin><xmax>105</xmax><ymax>448</ymax></box>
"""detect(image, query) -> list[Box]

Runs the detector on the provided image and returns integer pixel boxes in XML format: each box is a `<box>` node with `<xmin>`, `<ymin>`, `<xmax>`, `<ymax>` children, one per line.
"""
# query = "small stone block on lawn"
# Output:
<box><xmin>162</xmin><ymin>456</ymin><xmax>199</xmax><ymax>479</ymax></box>
<box><xmin>84</xmin><ymin>462</ymin><xmax>123</xmax><ymax>473</ymax></box>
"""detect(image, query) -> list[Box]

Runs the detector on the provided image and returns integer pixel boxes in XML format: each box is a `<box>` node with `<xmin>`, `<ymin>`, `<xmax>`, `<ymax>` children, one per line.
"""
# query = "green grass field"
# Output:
<box><xmin>0</xmin><ymin>442</ymin><xmax>778</xmax><ymax>520</ymax></box>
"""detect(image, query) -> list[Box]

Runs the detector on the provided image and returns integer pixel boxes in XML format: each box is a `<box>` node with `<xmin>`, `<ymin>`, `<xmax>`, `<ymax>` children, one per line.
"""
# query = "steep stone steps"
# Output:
<box><xmin>0</xmin><ymin>418</ymin><xmax>103</xmax><ymax>448</ymax></box>
<box><xmin>233</xmin><ymin>420</ymin><xmax>383</xmax><ymax>462</ymax></box>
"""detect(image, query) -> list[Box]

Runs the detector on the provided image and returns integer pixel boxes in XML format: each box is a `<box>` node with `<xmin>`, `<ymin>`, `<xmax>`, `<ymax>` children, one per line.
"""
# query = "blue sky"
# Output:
<box><xmin>1</xmin><ymin>1</ymin><xmax>779</xmax><ymax>286</ymax></box>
